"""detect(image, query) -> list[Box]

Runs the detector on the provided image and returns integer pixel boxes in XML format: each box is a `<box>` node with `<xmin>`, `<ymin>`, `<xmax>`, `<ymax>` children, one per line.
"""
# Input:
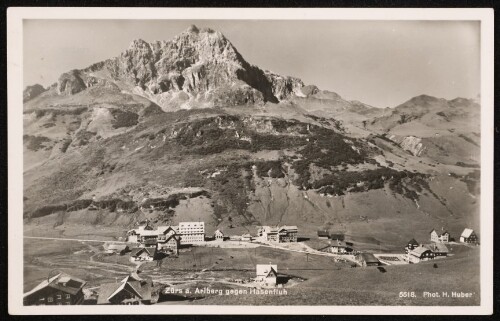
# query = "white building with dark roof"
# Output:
<box><xmin>214</xmin><ymin>229</ymin><xmax>224</xmax><ymax>241</ymax></box>
<box><xmin>255</xmin><ymin>264</ymin><xmax>278</xmax><ymax>286</ymax></box>
<box><xmin>430</xmin><ymin>229</ymin><xmax>450</xmax><ymax>243</ymax></box>
<box><xmin>460</xmin><ymin>228</ymin><xmax>478</xmax><ymax>244</ymax></box>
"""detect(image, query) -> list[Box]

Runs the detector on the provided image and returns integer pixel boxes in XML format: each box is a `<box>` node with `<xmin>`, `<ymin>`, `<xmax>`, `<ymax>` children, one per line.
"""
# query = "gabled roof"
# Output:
<box><xmin>408</xmin><ymin>238</ymin><xmax>419</xmax><ymax>245</ymax></box>
<box><xmin>107</xmin><ymin>280</ymin><xmax>143</xmax><ymax>302</ymax></box>
<box><xmin>426</xmin><ymin>243</ymin><xmax>449</xmax><ymax>253</ymax></box>
<box><xmin>256</xmin><ymin>264</ymin><xmax>278</xmax><ymax>277</ymax></box>
<box><xmin>23</xmin><ymin>273</ymin><xmax>86</xmax><ymax>299</ymax></box>
<box><xmin>97</xmin><ymin>281</ymin><xmax>151</xmax><ymax>304</ymax></box>
<box><xmin>331</xmin><ymin>240</ymin><xmax>351</xmax><ymax>248</ymax></box>
<box><xmin>440</xmin><ymin>231</ymin><xmax>449</xmax><ymax>236</ymax></box>
<box><xmin>410</xmin><ymin>246</ymin><xmax>433</xmax><ymax>257</ymax></box>
<box><xmin>461</xmin><ymin>228</ymin><xmax>475</xmax><ymax>238</ymax></box>
<box><xmin>159</xmin><ymin>234</ymin><xmax>179</xmax><ymax>243</ymax></box>
<box><xmin>429</xmin><ymin>229</ymin><xmax>438</xmax><ymax>234</ymax></box>
<box><xmin>97</xmin><ymin>277</ymin><xmax>151</xmax><ymax>305</ymax></box>
<box><xmin>214</xmin><ymin>229</ymin><xmax>224</xmax><ymax>235</ymax></box>
<box><xmin>130</xmin><ymin>247</ymin><xmax>156</xmax><ymax>257</ymax></box>
<box><xmin>157</xmin><ymin>226</ymin><xmax>176</xmax><ymax>235</ymax></box>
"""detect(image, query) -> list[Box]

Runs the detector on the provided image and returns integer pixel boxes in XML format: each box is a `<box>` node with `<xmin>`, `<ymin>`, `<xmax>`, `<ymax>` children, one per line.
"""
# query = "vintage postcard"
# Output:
<box><xmin>7</xmin><ymin>7</ymin><xmax>494</xmax><ymax>315</ymax></box>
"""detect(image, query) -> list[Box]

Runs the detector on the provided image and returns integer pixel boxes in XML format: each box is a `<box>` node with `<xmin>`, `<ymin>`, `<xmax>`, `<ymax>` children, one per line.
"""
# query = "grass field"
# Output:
<box><xmin>142</xmin><ymin>245</ymin><xmax>350</xmax><ymax>280</ymax></box>
<box><xmin>23</xmin><ymin>238</ymin><xmax>136</xmax><ymax>292</ymax></box>
<box><xmin>190</xmin><ymin>245</ymin><xmax>480</xmax><ymax>306</ymax></box>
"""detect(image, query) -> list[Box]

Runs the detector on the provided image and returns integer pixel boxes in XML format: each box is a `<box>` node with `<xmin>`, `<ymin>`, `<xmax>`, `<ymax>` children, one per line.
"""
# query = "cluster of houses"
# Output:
<box><xmin>24</xmin><ymin>262</ymin><xmax>282</xmax><ymax>305</ymax></box>
<box><xmin>23</xmin><ymin>220</ymin><xmax>480</xmax><ymax>305</ymax></box>
<box><xmin>405</xmin><ymin>227</ymin><xmax>479</xmax><ymax>264</ymax></box>
<box><xmin>23</xmin><ymin>272</ymin><xmax>154</xmax><ymax>306</ymax></box>
<box><xmin>125</xmin><ymin>221</ymin><xmax>205</xmax><ymax>261</ymax></box>
<box><xmin>257</xmin><ymin>225</ymin><xmax>298</xmax><ymax>243</ymax></box>
<box><xmin>117</xmin><ymin>221</ymin><xmax>302</xmax><ymax>261</ymax></box>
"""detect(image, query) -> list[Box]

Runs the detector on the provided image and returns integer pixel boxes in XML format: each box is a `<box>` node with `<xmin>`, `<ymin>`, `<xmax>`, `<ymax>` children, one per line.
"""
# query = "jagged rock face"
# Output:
<box><xmin>23</xmin><ymin>84</ymin><xmax>46</xmax><ymax>102</ymax></box>
<box><xmin>389</xmin><ymin>135</ymin><xmax>426</xmax><ymax>156</ymax></box>
<box><xmin>73</xmin><ymin>25</ymin><xmax>307</xmax><ymax>109</ymax></box>
<box><xmin>57</xmin><ymin>69</ymin><xmax>121</xmax><ymax>96</ymax></box>
<box><xmin>57</xmin><ymin>70</ymin><xmax>87</xmax><ymax>95</ymax></box>
<box><xmin>263</xmin><ymin>71</ymin><xmax>304</xmax><ymax>100</ymax></box>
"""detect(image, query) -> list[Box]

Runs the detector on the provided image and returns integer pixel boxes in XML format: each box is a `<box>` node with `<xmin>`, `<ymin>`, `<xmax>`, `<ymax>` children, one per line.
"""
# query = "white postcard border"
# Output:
<box><xmin>7</xmin><ymin>7</ymin><xmax>494</xmax><ymax>315</ymax></box>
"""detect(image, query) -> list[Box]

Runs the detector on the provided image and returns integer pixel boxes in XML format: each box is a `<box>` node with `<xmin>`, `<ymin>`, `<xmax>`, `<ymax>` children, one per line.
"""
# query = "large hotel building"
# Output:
<box><xmin>178</xmin><ymin>221</ymin><xmax>205</xmax><ymax>244</ymax></box>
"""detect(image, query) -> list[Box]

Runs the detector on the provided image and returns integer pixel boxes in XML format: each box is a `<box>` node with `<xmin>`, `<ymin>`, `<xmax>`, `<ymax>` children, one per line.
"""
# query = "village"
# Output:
<box><xmin>23</xmin><ymin>221</ymin><xmax>479</xmax><ymax>306</ymax></box>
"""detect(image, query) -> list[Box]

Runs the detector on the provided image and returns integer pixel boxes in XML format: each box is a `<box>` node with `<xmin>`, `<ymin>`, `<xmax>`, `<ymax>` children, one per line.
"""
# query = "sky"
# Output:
<box><xmin>23</xmin><ymin>20</ymin><xmax>480</xmax><ymax>107</ymax></box>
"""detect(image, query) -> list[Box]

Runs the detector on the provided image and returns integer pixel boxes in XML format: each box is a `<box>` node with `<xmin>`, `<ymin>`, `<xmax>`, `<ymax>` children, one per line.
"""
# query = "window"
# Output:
<box><xmin>57</xmin><ymin>294</ymin><xmax>62</xmax><ymax>299</ymax></box>
<box><xmin>48</xmin><ymin>297</ymin><xmax>53</xmax><ymax>302</ymax></box>
<box><xmin>39</xmin><ymin>297</ymin><xmax>45</xmax><ymax>301</ymax></box>
<box><xmin>66</xmin><ymin>294</ymin><xmax>71</xmax><ymax>299</ymax></box>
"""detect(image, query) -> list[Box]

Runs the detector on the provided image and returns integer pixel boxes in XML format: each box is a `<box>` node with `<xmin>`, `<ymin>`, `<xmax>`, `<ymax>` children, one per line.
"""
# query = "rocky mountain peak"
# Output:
<box><xmin>127</xmin><ymin>39</ymin><xmax>152</xmax><ymax>53</ymax></box>
<box><xmin>55</xmin><ymin>26</ymin><xmax>309</xmax><ymax>109</ymax></box>
<box><xmin>186</xmin><ymin>24</ymin><xmax>200</xmax><ymax>34</ymax></box>
<box><xmin>23</xmin><ymin>83</ymin><xmax>46</xmax><ymax>102</ymax></box>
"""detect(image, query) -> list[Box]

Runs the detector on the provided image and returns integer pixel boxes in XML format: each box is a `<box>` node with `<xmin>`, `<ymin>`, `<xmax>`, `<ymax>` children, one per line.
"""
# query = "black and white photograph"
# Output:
<box><xmin>7</xmin><ymin>7</ymin><xmax>494</xmax><ymax>315</ymax></box>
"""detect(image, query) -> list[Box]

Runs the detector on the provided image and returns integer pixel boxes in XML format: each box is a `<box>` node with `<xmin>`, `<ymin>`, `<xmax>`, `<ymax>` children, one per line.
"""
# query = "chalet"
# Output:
<box><xmin>430</xmin><ymin>229</ymin><xmax>450</xmax><ymax>243</ymax></box>
<box><xmin>130</xmin><ymin>247</ymin><xmax>156</xmax><ymax>262</ymax></box>
<box><xmin>257</xmin><ymin>226</ymin><xmax>279</xmax><ymax>242</ymax></box>
<box><xmin>460</xmin><ymin>228</ymin><xmax>478</xmax><ymax>244</ymax></box>
<box><xmin>214</xmin><ymin>229</ymin><xmax>224</xmax><ymax>241</ymax></box>
<box><xmin>255</xmin><ymin>264</ymin><xmax>278</xmax><ymax>286</ymax></box>
<box><xmin>356</xmin><ymin>253</ymin><xmax>381</xmax><ymax>267</ymax></box>
<box><xmin>405</xmin><ymin>238</ymin><xmax>419</xmax><ymax>253</ymax></box>
<box><xmin>278</xmin><ymin>226</ymin><xmax>298</xmax><ymax>242</ymax></box>
<box><xmin>157</xmin><ymin>235</ymin><xmax>180</xmax><ymax>255</ymax></box>
<box><xmin>157</xmin><ymin>226</ymin><xmax>180</xmax><ymax>255</ymax></box>
<box><xmin>407</xmin><ymin>245</ymin><xmax>435</xmax><ymax>263</ymax></box>
<box><xmin>317</xmin><ymin>230</ymin><xmax>329</xmax><ymax>239</ymax></box>
<box><xmin>126</xmin><ymin>222</ymin><xmax>154</xmax><ymax>243</ymax></box>
<box><xmin>425</xmin><ymin>243</ymin><xmax>449</xmax><ymax>257</ymax></box>
<box><xmin>328</xmin><ymin>240</ymin><xmax>354</xmax><ymax>254</ymax></box>
<box><xmin>104</xmin><ymin>244</ymin><xmax>129</xmax><ymax>255</ymax></box>
<box><xmin>139</xmin><ymin>229</ymin><xmax>160</xmax><ymax>244</ymax></box>
<box><xmin>23</xmin><ymin>273</ymin><xmax>86</xmax><ymax>306</ymax></box>
<box><xmin>97</xmin><ymin>273</ymin><xmax>152</xmax><ymax>305</ymax></box>
<box><xmin>241</xmin><ymin>234</ymin><xmax>253</xmax><ymax>242</ymax></box>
